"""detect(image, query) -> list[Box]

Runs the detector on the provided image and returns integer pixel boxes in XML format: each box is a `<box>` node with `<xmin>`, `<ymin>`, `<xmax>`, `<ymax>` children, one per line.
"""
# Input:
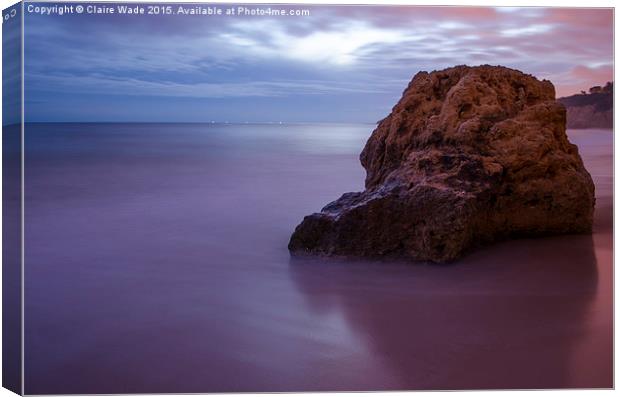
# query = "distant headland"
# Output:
<box><xmin>558</xmin><ymin>82</ymin><xmax>613</xmax><ymax>129</ymax></box>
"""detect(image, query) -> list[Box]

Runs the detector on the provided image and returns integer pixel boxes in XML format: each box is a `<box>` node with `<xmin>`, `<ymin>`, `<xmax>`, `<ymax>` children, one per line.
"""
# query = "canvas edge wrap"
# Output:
<box><xmin>2</xmin><ymin>1</ymin><xmax>24</xmax><ymax>395</ymax></box>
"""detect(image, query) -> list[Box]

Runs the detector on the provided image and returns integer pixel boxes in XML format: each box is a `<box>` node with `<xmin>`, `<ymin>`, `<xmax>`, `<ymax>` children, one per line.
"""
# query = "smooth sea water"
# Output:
<box><xmin>21</xmin><ymin>123</ymin><xmax>612</xmax><ymax>393</ymax></box>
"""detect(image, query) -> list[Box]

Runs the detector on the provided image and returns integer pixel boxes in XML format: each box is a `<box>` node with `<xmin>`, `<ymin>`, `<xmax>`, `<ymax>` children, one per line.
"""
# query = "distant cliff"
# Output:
<box><xmin>557</xmin><ymin>82</ymin><xmax>613</xmax><ymax>129</ymax></box>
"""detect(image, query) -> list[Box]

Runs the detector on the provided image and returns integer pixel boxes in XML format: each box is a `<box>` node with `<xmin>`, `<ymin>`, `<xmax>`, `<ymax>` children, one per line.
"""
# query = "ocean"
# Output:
<box><xmin>18</xmin><ymin>123</ymin><xmax>612</xmax><ymax>393</ymax></box>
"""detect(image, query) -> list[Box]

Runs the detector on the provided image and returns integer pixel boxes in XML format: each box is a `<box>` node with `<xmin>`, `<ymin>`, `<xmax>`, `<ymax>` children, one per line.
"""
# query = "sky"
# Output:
<box><xmin>20</xmin><ymin>4</ymin><xmax>614</xmax><ymax>123</ymax></box>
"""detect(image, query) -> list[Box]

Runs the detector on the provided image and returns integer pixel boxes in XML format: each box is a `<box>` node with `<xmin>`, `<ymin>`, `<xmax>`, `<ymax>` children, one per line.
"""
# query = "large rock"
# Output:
<box><xmin>289</xmin><ymin>65</ymin><xmax>595</xmax><ymax>263</ymax></box>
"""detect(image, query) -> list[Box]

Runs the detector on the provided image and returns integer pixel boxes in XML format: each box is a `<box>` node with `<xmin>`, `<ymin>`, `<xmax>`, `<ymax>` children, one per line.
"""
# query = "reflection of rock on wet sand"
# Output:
<box><xmin>289</xmin><ymin>233</ymin><xmax>604</xmax><ymax>390</ymax></box>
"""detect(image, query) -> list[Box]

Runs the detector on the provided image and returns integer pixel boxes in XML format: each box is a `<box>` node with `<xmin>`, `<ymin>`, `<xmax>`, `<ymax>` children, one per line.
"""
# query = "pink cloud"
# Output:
<box><xmin>543</xmin><ymin>8</ymin><xmax>613</xmax><ymax>29</ymax></box>
<box><xmin>571</xmin><ymin>64</ymin><xmax>614</xmax><ymax>81</ymax></box>
<box><xmin>548</xmin><ymin>65</ymin><xmax>613</xmax><ymax>97</ymax></box>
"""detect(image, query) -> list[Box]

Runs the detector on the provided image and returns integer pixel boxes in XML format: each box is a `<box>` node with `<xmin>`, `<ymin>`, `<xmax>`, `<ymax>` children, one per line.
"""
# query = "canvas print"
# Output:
<box><xmin>1</xmin><ymin>2</ymin><xmax>614</xmax><ymax>394</ymax></box>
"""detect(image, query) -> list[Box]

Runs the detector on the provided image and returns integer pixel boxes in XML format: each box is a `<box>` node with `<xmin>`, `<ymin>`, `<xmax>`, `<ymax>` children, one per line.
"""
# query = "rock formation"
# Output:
<box><xmin>289</xmin><ymin>65</ymin><xmax>595</xmax><ymax>263</ymax></box>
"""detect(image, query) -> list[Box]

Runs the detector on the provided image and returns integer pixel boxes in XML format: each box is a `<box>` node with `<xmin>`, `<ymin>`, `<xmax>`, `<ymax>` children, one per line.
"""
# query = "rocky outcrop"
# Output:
<box><xmin>289</xmin><ymin>65</ymin><xmax>595</xmax><ymax>263</ymax></box>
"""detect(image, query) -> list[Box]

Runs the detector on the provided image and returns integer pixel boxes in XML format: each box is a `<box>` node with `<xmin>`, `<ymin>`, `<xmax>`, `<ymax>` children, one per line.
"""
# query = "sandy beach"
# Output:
<box><xmin>23</xmin><ymin>123</ymin><xmax>612</xmax><ymax>393</ymax></box>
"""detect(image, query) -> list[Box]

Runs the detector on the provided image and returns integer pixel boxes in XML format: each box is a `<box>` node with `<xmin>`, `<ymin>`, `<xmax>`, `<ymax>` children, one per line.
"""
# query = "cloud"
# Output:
<box><xmin>500</xmin><ymin>24</ymin><xmax>554</xmax><ymax>37</ymax></box>
<box><xmin>23</xmin><ymin>5</ymin><xmax>614</xmax><ymax>121</ymax></box>
<box><xmin>220</xmin><ymin>20</ymin><xmax>414</xmax><ymax>66</ymax></box>
<box><xmin>547</xmin><ymin>64</ymin><xmax>614</xmax><ymax>97</ymax></box>
<box><xmin>26</xmin><ymin>72</ymin><xmax>402</xmax><ymax>99</ymax></box>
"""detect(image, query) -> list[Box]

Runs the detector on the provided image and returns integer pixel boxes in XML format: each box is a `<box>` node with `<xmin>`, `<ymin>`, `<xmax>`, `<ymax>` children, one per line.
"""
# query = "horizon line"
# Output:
<box><xmin>3</xmin><ymin>121</ymin><xmax>380</xmax><ymax>127</ymax></box>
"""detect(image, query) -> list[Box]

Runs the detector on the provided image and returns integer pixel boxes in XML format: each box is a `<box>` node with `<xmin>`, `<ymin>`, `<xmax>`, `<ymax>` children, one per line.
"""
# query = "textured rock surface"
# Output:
<box><xmin>289</xmin><ymin>65</ymin><xmax>595</xmax><ymax>263</ymax></box>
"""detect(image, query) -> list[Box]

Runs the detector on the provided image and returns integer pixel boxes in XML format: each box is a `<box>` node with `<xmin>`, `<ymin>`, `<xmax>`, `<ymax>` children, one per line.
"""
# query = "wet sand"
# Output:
<box><xmin>23</xmin><ymin>124</ymin><xmax>612</xmax><ymax>393</ymax></box>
